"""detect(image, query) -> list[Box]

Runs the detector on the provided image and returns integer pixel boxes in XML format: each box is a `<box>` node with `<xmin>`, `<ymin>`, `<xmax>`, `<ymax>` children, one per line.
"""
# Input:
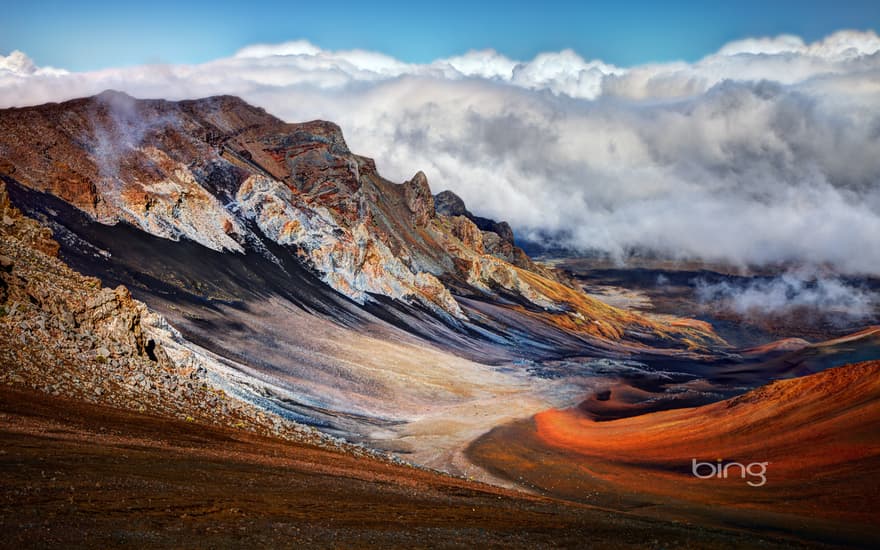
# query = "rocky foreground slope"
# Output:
<box><xmin>0</xmin><ymin>179</ymin><xmax>389</xmax><ymax>459</ymax></box>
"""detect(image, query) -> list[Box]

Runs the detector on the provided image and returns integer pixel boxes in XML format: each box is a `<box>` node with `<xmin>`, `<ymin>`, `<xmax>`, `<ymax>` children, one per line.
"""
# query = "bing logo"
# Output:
<box><xmin>691</xmin><ymin>458</ymin><xmax>768</xmax><ymax>487</ymax></box>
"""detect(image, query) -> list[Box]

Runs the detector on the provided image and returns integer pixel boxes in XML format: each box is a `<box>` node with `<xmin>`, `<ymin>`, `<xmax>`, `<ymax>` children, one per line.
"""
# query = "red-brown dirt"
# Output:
<box><xmin>0</xmin><ymin>386</ymin><xmax>820</xmax><ymax>549</ymax></box>
<box><xmin>468</xmin><ymin>361</ymin><xmax>880</xmax><ymax>548</ymax></box>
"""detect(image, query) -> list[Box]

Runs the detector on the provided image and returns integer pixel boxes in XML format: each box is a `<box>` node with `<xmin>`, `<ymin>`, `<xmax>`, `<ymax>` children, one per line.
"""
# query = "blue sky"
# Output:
<box><xmin>1</xmin><ymin>0</ymin><xmax>878</xmax><ymax>70</ymax></box>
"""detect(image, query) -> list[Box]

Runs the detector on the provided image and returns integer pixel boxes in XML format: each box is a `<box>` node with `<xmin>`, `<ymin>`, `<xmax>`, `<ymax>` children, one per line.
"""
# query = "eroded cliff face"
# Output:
<box><xmin>434</xmin><ymin>189</ymin><xmax>563</xmax><ymax>283</ymax></box>
<box><xmin>0</xmin><ymin>91</ymin><xmax>721</xmax><ymax>350</ymax></box>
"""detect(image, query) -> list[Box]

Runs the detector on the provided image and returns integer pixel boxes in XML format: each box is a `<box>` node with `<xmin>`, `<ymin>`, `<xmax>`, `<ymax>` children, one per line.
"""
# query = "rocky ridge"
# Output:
<box><xmin>434</xmin><ymin>189</ymin><xmax>563</xmax><ymax>283</ymax></box>
<box><xmin>0</xmin><ymin>92</ymin><xmax>720</xmax><ymax>349</ymax></box>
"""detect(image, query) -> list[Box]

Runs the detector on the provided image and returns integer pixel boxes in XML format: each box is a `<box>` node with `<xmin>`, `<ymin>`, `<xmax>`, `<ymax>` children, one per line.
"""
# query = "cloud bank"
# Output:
<box><xmin>2</xmin><ymin>31</ymin><xmax>880</xmax><ymax>275</ymax></box>
<box><xmin>695</xmin><ymin>269</ymin><xmax>879</xmax><ymax>322</ymax></box>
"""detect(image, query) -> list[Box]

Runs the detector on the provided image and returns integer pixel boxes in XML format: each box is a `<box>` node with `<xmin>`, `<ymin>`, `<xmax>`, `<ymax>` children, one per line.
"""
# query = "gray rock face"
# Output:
<box><xmin>432</xmin><ymin>189</ymin><xmax>575</xmax><ymax>286</ymax></box>
<box><xmin>434</xmin><ymin>190</ymin><xmax>513</xmax><ymax>245</ymax></box>
<box><xmin>434</xmin><ymin>190</ymin><xmax>469</xmax><ymax>218</ymax></box>
<box><xmin>490</xmin><ymin>221</ymin><xmax>515</xmax><ymax>244</ymax></box>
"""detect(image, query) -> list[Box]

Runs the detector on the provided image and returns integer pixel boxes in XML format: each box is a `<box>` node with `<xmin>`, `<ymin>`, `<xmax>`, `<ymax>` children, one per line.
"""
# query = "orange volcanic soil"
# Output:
<box><xmin>469</xmin><ymin>361</ymin><xmax>880</xmax><ymax>547</ymax></box>
<box><xmin>0</xmin><ymin>387</ymin><xmax>815</xmax><ymax>549</ymax></box>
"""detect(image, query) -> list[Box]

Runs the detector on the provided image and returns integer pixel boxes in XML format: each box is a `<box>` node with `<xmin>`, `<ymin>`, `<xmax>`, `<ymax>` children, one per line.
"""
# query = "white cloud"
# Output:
<box><xmin>715</xmin><ymin>29</ymin><xmax>880</xmax><ymax>59</ymax></box>
<box><xmin>717</xmin><ymin>34</ymin><xmax>807</xmax><ymax>56</ymax></box>
<box><xmin>1</xmin><ymin>31</ymin><xmax>879</xmax><ymax>276</ymax></box>
<box><xmin>0</xmin><ymin>50</ymin><xmax>37</xmax><ymax>75</ymax></box>
<box><xmin>511</xmin><ymin>49</ymin><xmax>623</xmax><ymax>98</ymax></box>
<box><xmin>695</xmin><ymin>268</ymin><xmax>879</xmax><ymax>321</ymax></box>
<box><xmin>233</xmin><ymin>40</ymin><xmax>323</xmax><ymax>58</ymax></box>
<box><xmin>433</xmin><ymin>49</ymin><xmax>518</xmax><ymax>79</ymax></box>
<box><xmin>0</xmin><ymin>50</ymin><xmax>67</xmax><ymax>77</ymax></box>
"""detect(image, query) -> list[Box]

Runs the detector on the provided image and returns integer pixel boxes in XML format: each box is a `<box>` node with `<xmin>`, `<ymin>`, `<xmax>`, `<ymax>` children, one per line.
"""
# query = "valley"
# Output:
<box><xmin>1</xmin><ymin>92</ymin><xmax>878</xmax><ymax>548</ymax></box>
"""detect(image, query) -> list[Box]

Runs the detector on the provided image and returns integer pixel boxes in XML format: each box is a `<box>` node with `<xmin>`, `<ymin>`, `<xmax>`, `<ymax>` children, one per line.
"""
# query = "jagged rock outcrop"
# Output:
<box><xmin>435</xmin><ymin>189</ymin><xmax>574</xmax><ymax>287</ymax></box>
<box><xmin>404</xmin><ymin>171</ymin><xmax>435</xmax><ymax>226</ymax></box>
<box><xmin>448</xmin><ymin>215</ymin><xmax>484</xmax><ymax>254</ymax></box>
<box><xmin>435</xmin><ymin>189</ymin><xmax>513</xmax><ymax>243</ymax></box>
<box><xmin>235</xmin><ymin>174</ymin><xmax>464</xmax><ymax>318</ymax></box>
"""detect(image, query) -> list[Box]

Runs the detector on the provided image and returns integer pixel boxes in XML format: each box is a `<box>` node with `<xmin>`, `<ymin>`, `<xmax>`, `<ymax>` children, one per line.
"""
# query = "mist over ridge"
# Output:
<box><xmin>3</xmin><ymin>30</ymin><xmax>879</xmax><ymax>275</ymax></box>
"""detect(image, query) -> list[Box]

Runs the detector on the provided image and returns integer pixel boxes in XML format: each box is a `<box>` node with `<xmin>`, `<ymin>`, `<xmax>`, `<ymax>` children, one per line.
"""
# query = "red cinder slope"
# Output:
<box><xmin>469</xmin><ymin>360</ymin><xmax>880</xmax><ymax>543</ymax></box>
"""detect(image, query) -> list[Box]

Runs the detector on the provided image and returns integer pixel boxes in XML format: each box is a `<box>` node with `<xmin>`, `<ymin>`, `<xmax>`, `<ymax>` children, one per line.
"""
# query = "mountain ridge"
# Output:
<box><xmin>0</xmin><ymin>90</ymin><xmax>721</xmax><ymax>353</ymax></box>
